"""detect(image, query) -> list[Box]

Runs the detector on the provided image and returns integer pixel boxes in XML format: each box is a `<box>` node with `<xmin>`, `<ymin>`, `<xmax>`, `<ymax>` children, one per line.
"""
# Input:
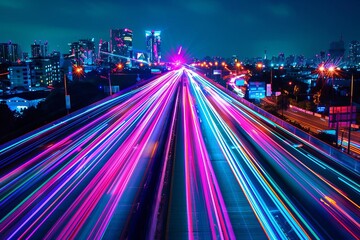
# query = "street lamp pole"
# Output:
<box><xmin>108</xmin><ymin>69</ymin><xmax>112</xmax><ymax>96</ymax></box>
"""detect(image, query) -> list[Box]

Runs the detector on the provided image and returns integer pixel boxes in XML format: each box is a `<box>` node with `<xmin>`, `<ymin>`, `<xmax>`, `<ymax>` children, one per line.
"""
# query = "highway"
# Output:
<box><xmin>1</xmin><ymin>68</ymin><xmax>359</xmax><ymax>239</ymax></box>
<box><xmin>282</xmin><ymin>106</ymin><xmax>360</xmax><ymax>157</ymax></box>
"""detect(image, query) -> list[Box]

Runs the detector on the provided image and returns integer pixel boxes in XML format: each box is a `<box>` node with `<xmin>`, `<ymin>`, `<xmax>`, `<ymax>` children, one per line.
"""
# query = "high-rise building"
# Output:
<box><xmin>69</xmin><ymin>39</ymin><xmax>95</xmax><ymax>65</ymax></box>
<box><xmin>349</xmin><ymin>40</ymin><xmax>360</xmax><ymax>65</ymax></box>
<box><xmin>110</xmin><ymin>29</ymin><xmax>133</xmax><ymax>61</ymax></box>
<box><xmin>329</xmin><ymin>38</ymin><xmax>345</xmax><ymax>60</ymax></box>
<box><xmin>31</xmin><ymin>43</ymin><xmax>41</xmax><ymax>58</ymax></box>
<box><xmin>50</xmin><ymin>51</ymin><xmax>61</xmax><ymax>83</ymax></box>
<box><xmin>31</xmin><ymin>41</ymin><xmax>48</xmax><ymax>58</ymax></box>
<box><xmin>98</xmin><ymin>39</ymin><xmax>109</xmax><ymax>62</ymax></box>
<box><xmin>278</xmin><ymin>53</ymin><xmax>285</xmax><ymax>65</ymax></box>
<box><xmin>0</xmin><ymin>42</ymin><xmax>19</xmax><ymax>63</ymax></box>
<box><xmin>146</xmin><ymin>30</ymin><xmax>161</xmax><ymax>63</ymax></box>
<box><xmin>29</xmin><ymin>58</ymin><xmax>53</xmax><ymax>87</ymax></box>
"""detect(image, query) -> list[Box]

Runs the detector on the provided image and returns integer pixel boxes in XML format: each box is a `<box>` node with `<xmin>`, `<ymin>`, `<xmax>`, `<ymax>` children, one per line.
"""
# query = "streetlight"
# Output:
<box><xmin>75</xmin><ymin>67</ymin><xmax>83</xmax><ymax>74</ymax></box>
<box><xmin>73</xmin><ymin>65</ymin><xmax>83</xmax><ymax>81</ymax></box>
<box><xmin>108</xmin><ymin>68</ymin><xmax>112</xmax><ymax>96</ymax></box>
<box><xmin>318</xmin><ymin>64</ymin><xmax>339</xmax><ymax>147</ymax></box>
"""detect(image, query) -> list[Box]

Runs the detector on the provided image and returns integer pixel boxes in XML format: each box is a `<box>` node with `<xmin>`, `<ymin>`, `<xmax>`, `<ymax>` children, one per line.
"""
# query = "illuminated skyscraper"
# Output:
<box><xmin>98</xmin><ymin>39</ymin><xmax>110</xmax><ymax>63</ymax></box>
<box><xmin>69</xmin><ymin>39</ymin><xmax>95</xmax><ymax>65</ymax></box>
<box><xmin>146</xmin><ymin>30</ymin><xmax>161</xmax><ymax>63</ymax></box>
<box><xmin>110</xmin><ymin>28</ymin><xmax>133</xmax><ymax>61</ymax></box>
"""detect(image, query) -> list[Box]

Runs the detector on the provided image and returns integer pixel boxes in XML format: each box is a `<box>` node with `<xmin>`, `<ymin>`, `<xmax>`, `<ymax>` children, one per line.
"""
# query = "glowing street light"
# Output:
<box><xmin>74</xmin><ymin>66</ymin><xmax>83</xmax><ymax>75</ymax></box>
<box><xmin>317</xmin><ymin>63</ymin><xmax>340</xmax><ymax>147</ymax></box>
<box><xmin>257</xmin><ymin>63</ymin><xmax>263</xmax><ymax>69</ymax></box>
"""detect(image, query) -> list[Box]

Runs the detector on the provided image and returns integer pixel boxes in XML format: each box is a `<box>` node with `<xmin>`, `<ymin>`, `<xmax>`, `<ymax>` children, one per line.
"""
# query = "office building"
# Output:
<box><xmin>29</xmin><ymin>58</ymin><xmax>53</xmax><ymax>87</ymax></box>
<box><xmin>50</xmin><ymin>51</ymin><xmax>61</xmax><ymax>82</ymax></box>
<box><xmin>8</xmin><ymin>63</ymin><xmax>31</xmax><ymax>90</ymax></box>
<box><xmin>349</xmin><ymin>40</ymin><xmax>360</xmax><ymax>65</ymax></box>
<box><xmin>98</xmin><ymin>39</ymin><xmax>109</xmax><ymax>62</ymax></box>
<box><xmin>110</xmin><ymin>28</ymin><xmax>133</xmax><ymax>61</ymax></box>
<box><xmin>69</xmin><ymin>39</ymin><xmax>96</xmax><ymax>65</ymax></box>
<box><xmin>31</xmin><ymin>41</ymin><xmax>48</xmax><ymax>58</ymax></box>
<box><xmin>0</xmin><ymin>42</ymin><xmax>20</xmax><ymax>63</ymax></box>
<box><xmin>146</xmin><ymin>30</ymin><xmax>161</xmax><ymax>63</ymax></box>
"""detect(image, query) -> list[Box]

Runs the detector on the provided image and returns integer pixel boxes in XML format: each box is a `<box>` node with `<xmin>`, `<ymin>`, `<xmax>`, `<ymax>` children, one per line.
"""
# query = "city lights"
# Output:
<box><xmin>1</xmin><ymin>4</ymin><xmax>360</xmax><ymax>239</ymax></box>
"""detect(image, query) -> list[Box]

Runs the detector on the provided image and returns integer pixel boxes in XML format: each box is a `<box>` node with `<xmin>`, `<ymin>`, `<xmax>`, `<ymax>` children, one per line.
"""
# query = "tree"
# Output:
<box><xmin>293</xmin><ymin>85</ymin><xmax>300</xmax><ymax>102</ymax></box>
<box><xmin>313</xmin><ymin>91</ymin><xmax>321</xmax><ymax>105</ymax></box>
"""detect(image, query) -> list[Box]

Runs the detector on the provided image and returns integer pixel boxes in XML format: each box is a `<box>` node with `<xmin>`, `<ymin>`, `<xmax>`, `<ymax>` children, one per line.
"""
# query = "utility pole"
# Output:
<box><xmin>108</xmin><ymin>69</ymin><xmax>112</xmax><ymax>96</ymax></box>
<box><xmin>64</xmin><ymin>74</ymin><xmax>70</xmax><ymax>115</ymax></box>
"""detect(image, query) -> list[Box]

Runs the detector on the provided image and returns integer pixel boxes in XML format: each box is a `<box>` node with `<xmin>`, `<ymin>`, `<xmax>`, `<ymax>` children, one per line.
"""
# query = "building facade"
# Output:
<box><xmin>146</xmin><ymin>30</ymin><xmax>161</xmax><ymax>63</ymax></box>
<box><xmin>0</xmin><ymin>42</ymin><xmax>20</xmax><ymax>63</ymax></box>
<box><xmin>29</xmin><ymin>58</ymin><xmax>53</xmax><ymax>88</ymax></box>
<box><xmin>31</xmin><ymin>41</ymin><xmax>48</xmax><ymax>58</ymax></box>
<box><xmin>8</xmin><ymin>63</ymin><xmax>31</xmax><ymax>91</ymax></box>
<box><xmin>69</xmin><ymin>39</ymin><xmax>96</xmax><ymax>65</ymax></box>
<box><xmin>349</xmin><ymin>40</ymin><xmax>360</xmax><ymax>66</ymax></box>
<box><xmin>110</xmin><ymin>28</ymin><xmax>133</xmax><ymax>62</ymax></box>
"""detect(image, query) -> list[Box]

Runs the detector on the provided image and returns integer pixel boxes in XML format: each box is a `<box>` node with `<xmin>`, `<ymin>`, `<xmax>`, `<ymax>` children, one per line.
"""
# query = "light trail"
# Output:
<box><xmin>0</xmin><ymin>70</ymin><xmax>183</xmax><ymax>239</ymax></box>
<box><xmin>0</xmin><ymin>68</ymin><xmax>358</xmax><ymax>239</ymax></box>
<box><xmin>182</xmin><ymin>76</ymin><xmax>235</xmax><ymax>239</ymax></box>
<box><xmin>186</xmin><ymin>69</ymin><xmax>360</xmax><ymax>239</ymax></box>
<box><xmin>186</xmin><ymin>69</ymin><xmax>316</xmax><ymax>239</ymax></box>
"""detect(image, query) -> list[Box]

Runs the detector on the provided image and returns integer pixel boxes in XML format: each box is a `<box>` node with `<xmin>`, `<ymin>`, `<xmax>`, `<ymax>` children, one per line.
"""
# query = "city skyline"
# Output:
<box><xmin>1</xmin><ymin>0</ymin><xmax>360</xmax><ymax>59</ymax></box>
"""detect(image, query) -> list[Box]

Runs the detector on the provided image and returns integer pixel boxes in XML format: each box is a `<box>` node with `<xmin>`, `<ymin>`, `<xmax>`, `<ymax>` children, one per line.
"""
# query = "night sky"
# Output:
<box><xmin>1</xmin><ymin>0</ymin><xmax>359</xmax><ymax>60</ymax></box>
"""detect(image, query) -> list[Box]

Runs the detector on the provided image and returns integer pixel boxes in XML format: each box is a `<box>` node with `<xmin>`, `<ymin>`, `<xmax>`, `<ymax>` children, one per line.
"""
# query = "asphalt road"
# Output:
<box><xmin>1</xmin><ymin>68</ymin><xmax>359</xmax><ymax>239</ymax></box>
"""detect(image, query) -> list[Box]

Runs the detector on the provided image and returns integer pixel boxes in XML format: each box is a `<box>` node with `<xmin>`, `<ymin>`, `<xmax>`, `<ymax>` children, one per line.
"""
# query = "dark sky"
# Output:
<box><xmin>1</xmin><ymin>0</ymin><xmax>359</xmax><ymax>60</ymax></box>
